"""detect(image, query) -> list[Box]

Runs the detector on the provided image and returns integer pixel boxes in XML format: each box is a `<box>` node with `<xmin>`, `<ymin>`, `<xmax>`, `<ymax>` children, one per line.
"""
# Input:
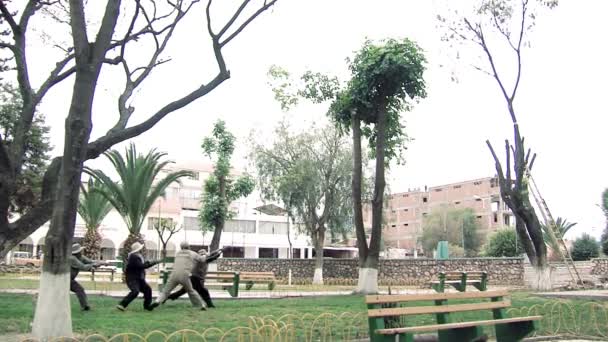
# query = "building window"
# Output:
<box><xmin>422</xmin><ymin>197</ymin><xmax>428</xmax><ymax>203</ymax></box>
<box><xmin>503</xmin><ymin>215</ymin><xmax>510</xmax><ymax>226</ymax></box>
<box><xmin>148</xmin><ymin>217</ymin><xmax>174</xmax><ymax>230</ymax></box>
<box><xmin>258</xmin><ymin>221</ymin><xmax>288</xmax><ymax>235</ymax></box>
<box><xmin>403</xmin><ymin>208</ymin><xmax>409</xmax><ymax>212</ymax></box>
<box><xmin>224</xmin><ymin>220</ymin><xmax>255</xmax><ymax>233</ymax></box>
<box><xmin>183</xmin><ymin>217</ymin><xmax>200</xmax><ymax>231</ymax></box>
<box><xmin>402</xmin><ymin>194</ymin><xmax>409</xmax><ymax>198</ymax></box>
<box><xmin>475</xmin><ymin>198</ymin><xmax>482</xmax><ymax>202</ymax></box>
<box><xmin>494</xmin><ymin>213</ymin><xmax>498</xmax><ymax>223</ymax></box>
<box><xmin>434</xmin><ymin>188</ymin><xmax>443</xmax><ymax>192</ymax></box>
<box><xmin>454</xmin><ymin>201</ymin><xmax>461</xmax><ymax>205</ymax></box>
<box><xmin>403</xmin><ymin>223</ymin><xmax>409</xmax><ymax>226</ymax></box>
<box><xmin>473</xmin><ymin>181</ymin><xmax>482</xmax><ymax>185</ymax></box>
<box><xmin>422</xmin><ymin>212</ymin><xmax>428</xmax><ymax>217</ymax></box>
<box><xmin>476</xmin><ymin>215</ymin><xmax>482</xmax><ymax>219</ymax></box>
<box><xmin>259</xmin><ymin>248</ymin><xmax>279</xmax><ymax>258</ymax></box>
<box><xmin>490</xmin><ymin>178</ymin><xmax>498</xmax><ymax>187</ymax></box>
<box><xmin>453</xmin><ymin>185</ymin><xmax>462</xmax><ymax>189</ymax></box>
<box><xmin>222</xmin><ymin>246</ymin><xmax>244</xmax><ymax>258</ymax></box>
<box><xmin>391</xmin><ymin>224</ymin><xmax>396</xmax><ymax>228</ymax></box>
<box><xmin>188</xmin><ymin>172</ymin><xmax>199</xmax><ymax>181</ymax></box>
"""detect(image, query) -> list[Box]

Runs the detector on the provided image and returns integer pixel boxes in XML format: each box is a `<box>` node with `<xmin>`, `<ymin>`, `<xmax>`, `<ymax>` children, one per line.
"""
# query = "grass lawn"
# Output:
<box><xmin>1</xmin><ymin>291</ymin><xmax>607</xmax><ymax>340</ymax></box>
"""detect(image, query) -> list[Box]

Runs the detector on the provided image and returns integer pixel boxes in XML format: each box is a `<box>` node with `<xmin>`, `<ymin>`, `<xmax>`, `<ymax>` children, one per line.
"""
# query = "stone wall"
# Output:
<box><xmin>591</xmin><ymin>258</ymin><xmax>608</xmax><ymax>276</ymax></box>
<box><xmin>218</xmin><ymin>257</ymin><xmax>524</xmax><ymax>286</ymax></box>
<box><xmin>0</xmin><ymin>264</ymin><xmax>40</xmax><ymax>275</ymax></box>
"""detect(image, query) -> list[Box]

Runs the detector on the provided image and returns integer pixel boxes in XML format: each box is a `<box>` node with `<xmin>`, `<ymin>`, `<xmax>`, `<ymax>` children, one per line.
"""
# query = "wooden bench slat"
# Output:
<box><xmin>366</xmin><ymin>289</ymin><xmax>508</xmax><ymax>304</ymax></box>
<box><xmin>430</xmin><ymin>280</ymin><xmax>482</xmax><ymax>284</ymax></box>
<box><xmin>376</xmin><ymin>316</ymin><xmax>542</xmax><ymax>334</ymax></box>
<box><xmin>367</xmin><ymin>300</ymin><xmax>510</xmax><ymax>317</ymax></box>
<box><xmin>239</xmin><ymin>272</ymin><xmax>274</xmax><ymax>275</ymax></box>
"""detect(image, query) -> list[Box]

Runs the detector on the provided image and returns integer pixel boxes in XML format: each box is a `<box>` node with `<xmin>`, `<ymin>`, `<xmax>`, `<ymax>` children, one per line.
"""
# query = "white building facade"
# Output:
<box><xmin>9</xmin><ymin>162</ymin><xmax>321</xmax><ymax>262</ymax></box>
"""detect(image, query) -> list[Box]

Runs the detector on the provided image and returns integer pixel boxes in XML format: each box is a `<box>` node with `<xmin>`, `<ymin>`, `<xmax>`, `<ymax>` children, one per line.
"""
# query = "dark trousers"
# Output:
<box><xmin>70</xmin><ymin>279</ymin><xmax>88</xmax><ymax>309</ymax></box>
<box><xmin>168</xmin><ymin>275</ymin><xmax>213</xmax><ymax>307</ymax></box>
<box><xmin>119</xmin><ymin>278</ymin><xmax>153</xmax><ymax>309</ymax></box>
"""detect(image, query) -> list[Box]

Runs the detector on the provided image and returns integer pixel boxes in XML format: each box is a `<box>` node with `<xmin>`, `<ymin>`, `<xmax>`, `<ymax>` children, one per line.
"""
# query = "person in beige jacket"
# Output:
<box><xmin>155</xmin><ymin>241</ymin><xmax>205</xmax><ymax>310</ymax></box>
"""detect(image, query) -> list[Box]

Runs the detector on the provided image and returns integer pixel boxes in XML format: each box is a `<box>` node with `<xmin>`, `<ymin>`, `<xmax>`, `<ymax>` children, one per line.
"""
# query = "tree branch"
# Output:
<box><xmin>218</xmin><ymin>0</ymin><xmax>250</xmax><ymax>38</ymax></box>
<box><xmin>219</xmin><ymin>0</ymin><xmax>278</xmax><ymax>47</ymax></box>
<box><xmin>510</xmin><ymin>0</ymin><xmax>528</xmax><ymax>101</ymax></box>
<box><xmin>69</xmin><ymin>0</ymin><xmax>90</xmax><ymax>62</ymax></box>
<box><xmin>0</xmin><ymin>1</ymin><xmax>19</xmax><ymax>33</ymax></box>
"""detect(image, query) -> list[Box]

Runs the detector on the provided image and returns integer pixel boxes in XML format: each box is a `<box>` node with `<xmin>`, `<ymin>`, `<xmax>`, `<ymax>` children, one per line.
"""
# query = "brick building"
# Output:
<box><xmin>364</xmin><ymin>176</ymin><xmax>515</xmax><ymax>256</ymax></box>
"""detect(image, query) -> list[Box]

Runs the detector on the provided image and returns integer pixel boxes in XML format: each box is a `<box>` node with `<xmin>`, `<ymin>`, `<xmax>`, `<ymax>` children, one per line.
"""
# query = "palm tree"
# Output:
<box><xmin>77</xmin><ymin>179</ymin><xmax>113</xmax><ymax>259</ymax></box>
<box><xmin>86</xmin><ymin>143</ymin><xmax>192</xmax><ymax>265</ymax></box>
<box><xmin>541</xmin><ymin>217</ymin><xmax>577</xmax><ymax>252</ymax></box>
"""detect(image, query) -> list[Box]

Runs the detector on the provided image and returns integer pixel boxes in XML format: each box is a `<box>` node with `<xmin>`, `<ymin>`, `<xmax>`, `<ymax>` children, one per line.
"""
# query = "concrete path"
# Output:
<box><xmin>535</xmin><ymin>289</ymin><xmax>608</xmax><ymax>301</ymax></box>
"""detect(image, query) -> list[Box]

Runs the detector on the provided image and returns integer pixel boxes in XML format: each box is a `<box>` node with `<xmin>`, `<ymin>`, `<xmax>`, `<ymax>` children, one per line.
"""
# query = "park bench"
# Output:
<box><xmin>239</xmin><ymin>271</ymin><xmax>276</xmax><ymax>290</ymax></box>
<box><xmin>365</xmin><ymin>289</ymin><xmax>541</xmax><ymax>342</ymax></box>
<box><xmin>160</xmin><ymin>269</ymin><xmax>240</xmax><ymax>297</ymax></box>
<box><xmin>431</xmin><ymin>271</ymin><xmax>487</xmax><ymax>293</ymax></box>
<box><xmin>90</xmin><ymin>268</ymin><xmax>116</xmax><ymax>282</ymax></box>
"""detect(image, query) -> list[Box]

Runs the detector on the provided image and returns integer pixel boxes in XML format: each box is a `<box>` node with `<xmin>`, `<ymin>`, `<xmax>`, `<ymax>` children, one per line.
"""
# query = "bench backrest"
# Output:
<box><xmin>239</xmin><ymin>271</ymin><xmax>275</xmax><ymax>279</ymax></box>
<box><xmin>440</xmin><ymin>271</ymin><xmax>486</xmax><ymax>280</ymax></box>
<box><xmin>366</xmin><ymin>290</ymin><xmax>509</xmax><ymax>318</ymax></box>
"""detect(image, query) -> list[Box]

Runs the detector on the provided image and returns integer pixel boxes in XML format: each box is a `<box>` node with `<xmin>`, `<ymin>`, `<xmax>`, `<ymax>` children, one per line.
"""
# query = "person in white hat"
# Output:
<box><xmin>155</xmin><ymin>241</ymin><xmax>206</xmax><ymax>310</ymax></box>
<box><xmin>116</xmin><ymin>241</ymin><xmax>161</xmax><ymax>311</ymax></box>
<box><xmin>70</xmin><ymin>243</ymin><xmax>105</xmax><ymax>311</ymax></box>
<box><xmin>166</xmin><ymin>247</ymin><xmax>223</xmax><ymax>308</ymax></box>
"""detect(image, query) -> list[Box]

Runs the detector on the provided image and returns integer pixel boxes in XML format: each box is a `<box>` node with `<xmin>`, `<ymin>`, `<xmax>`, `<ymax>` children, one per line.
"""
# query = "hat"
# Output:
<box><xmin>180</xmin><ymin>241</ymin><xmax>190</xmax><ymax>250</ymax></box>
<box><xmin>198</xmin><ymin>249</ymin><xmax>208</xmax><ymax>256</ymax></box>
<box><xmin>130</xmin><ymin>242</ymin><xmax>144</xmax><ymax>253</ymax></box>
<box><xmin>71</xmin><ymin>243</ymin><xmax>84</xmax><ymax>255</ymax></box>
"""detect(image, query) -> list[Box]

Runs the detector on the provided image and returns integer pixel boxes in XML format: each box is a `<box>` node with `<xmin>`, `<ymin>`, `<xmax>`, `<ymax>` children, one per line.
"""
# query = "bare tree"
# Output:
<box><xmin>438</xmin><ymin>0</ymin><xmax>557</xmax><ymax>289</ymax></box>
<box><xmin>152</xmin><ymin>218</ymin><xmax>181</xmax><ymax>261</ymax></box>
<box><xmin>0</xmin><ymin>0</ymin><xmax>278</xmax><ymax>339</ymax></box>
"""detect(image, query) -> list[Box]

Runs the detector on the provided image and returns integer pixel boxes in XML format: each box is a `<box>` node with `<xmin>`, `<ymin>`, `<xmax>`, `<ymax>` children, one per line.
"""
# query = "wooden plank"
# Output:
<box><xmin>240</xmin><ymin>274</ymin><xmax>275</xmax><ymax>278</ymax></box>
<box><xmin>240</xmin><ymin>272</ymin><xmax>274</xmax><ymax>275</ymax></box>
<box><xmin>207</xmin><ymin>271</ymin><xmax>237</xmax><ymax>275</ymax></box>
<box><xmin>365</xmin><ymin>289</ymin><xmax>508</xmax><ymax>304</ymax></box>
<box><xmin>367</xmin><ymin>300</ymin><xmax>511</xmax><ymax>318</ymax></box>
<box><xmin>375</xmin><ymin>316</ymin><xmax>542</xmax><ymax>334</ymax></box>
<box><xmin>205</xmin><ymin>275</ymin><xmax>237</xmax><ymax>280</ymax></box>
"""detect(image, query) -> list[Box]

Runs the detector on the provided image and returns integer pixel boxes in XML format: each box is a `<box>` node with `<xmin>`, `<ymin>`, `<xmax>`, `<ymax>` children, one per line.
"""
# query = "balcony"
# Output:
<box><xmin>180</xmin><ymin>197</ymin><xmax>200</xmax><ymax>210</ymax></box>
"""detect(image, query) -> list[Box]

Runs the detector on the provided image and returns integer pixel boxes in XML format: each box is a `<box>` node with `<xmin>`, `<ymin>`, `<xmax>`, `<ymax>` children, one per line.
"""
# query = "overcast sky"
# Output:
<box><xmin>32</xmin><ymin>0</ymin><xmax>607</xmax><ymax>240</ymax></box>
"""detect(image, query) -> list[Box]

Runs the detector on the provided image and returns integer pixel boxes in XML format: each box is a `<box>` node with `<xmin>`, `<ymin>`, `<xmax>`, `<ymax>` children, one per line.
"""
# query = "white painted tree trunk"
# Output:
<box><xmin>312</xmin><ymin>267</ymin><xmax>323</xmax><ymax>285</ymax></box>
<box><xmin>355</xmin><ymin>267</ymin><xmax>378</xmax><ymax>294</ymax></box>
<box><xmin>532</xmin><ymin>265</ymin><xmax>553</xmax><ymax>291</ymax></box>
<box><xmin>32</xmin><ymin>272</ymin><xmax>72</xmax><ymax>340</ymax></box>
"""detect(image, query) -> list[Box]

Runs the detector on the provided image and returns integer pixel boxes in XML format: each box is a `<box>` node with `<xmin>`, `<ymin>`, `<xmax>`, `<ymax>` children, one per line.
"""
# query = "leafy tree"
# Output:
<box><xmin>77</xmin><ymin>179</ymin><xmax>113</xmax><ymax>260</ymax></box>
<box><xmin>601</xmin><ymin>189</ymin><xmax>608</xmax><ymax>255</ymax></box>
<box><xmin>329</xmin><ymin>38</ymin><xmax>426</xmax><ymax>293</ymax></box>
<box><xmin>200</xmin><ymin>120</ymin><xmax>255</xmax><ymax>251</ymax></box>
<box><xmin>251</xmin><ymin>121</ymin><xmax>353</xmax><ymax>284</ymax></box>
<box><xmin>152</xmin><ymin>217</ymin><xmax>181</xmax><ymax>263</ymax></box>
<box><xmin>0</xmin><ymin>1</ymin><xmax>278</xmax><ymax>338</ymax></box>
<box><xmin>438</xmin><ymin>0</ymin><xmax>557</xmax><ymax>289</ymax></box>
<box><xmin>541</xmin><ymin>217</ymin><xmax>576</xmax><ymax>253</ymax></box>
<box><xmin>484</xmin><ymin>228</ymin><xmax>523</xmax><ymax>257</ymax></box>
<box><xmin>571</xmin><ymin>233</ymin><xmax>599</xmax><ymax>261</ymax></box>
<box><xmin>420</xmin><ymin>207</ymin><xmax>482</xmax><ymax>257</ymax></box>
<box><xmin>86</xmin><ymin>144</ymin><xmax>192</xmax><ymax>268</ymax></box>
<box><xmin>0</xmin><ymin>84</ymin><xmax>51</xmax><ymax>214</ymax></box>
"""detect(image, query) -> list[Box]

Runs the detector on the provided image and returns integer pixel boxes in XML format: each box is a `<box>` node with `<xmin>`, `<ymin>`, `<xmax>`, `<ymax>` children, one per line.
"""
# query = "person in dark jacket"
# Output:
<box><xmin>70</xmin><ymin>243</ymin><xmax>105</xmax><ymax>311</ymax></box>
<box><xmin>166</xmin><ymin>247</ymin><xmax>223</xmax><ymax>308</ymax></box>
<box><xmin>116</xmin><ymin>242</ymin><xmax>160</xmax><ymax>311</ymax></box>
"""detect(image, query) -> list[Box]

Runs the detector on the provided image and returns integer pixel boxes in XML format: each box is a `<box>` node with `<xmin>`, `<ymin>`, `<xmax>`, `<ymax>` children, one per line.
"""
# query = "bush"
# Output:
<box><xmin>571</xmin><ymin>233</ymin><xmax>599</xmax><ymax>261</ymax></box>
<box><xmin>483</xmin><ymin>229</ymin><xmax>523</xmax><ymax>257</ymax></box>
<box><xmin>601</xmin><ymin>227</ymin><xmax>608</xmax><ymax>256</ymax></box>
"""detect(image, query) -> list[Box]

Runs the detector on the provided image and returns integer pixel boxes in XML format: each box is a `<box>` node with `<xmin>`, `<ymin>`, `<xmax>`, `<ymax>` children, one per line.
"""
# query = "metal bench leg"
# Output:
<box><xmin>494</xmin><ymin>321</ymin><xmax>536</xmax><ymax>342</ymax></box>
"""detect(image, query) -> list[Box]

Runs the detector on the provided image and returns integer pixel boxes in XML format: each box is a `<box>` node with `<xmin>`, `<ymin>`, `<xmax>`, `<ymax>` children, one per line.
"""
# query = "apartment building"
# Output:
<box><xmin>364</xmin><ymin>176</ymin><xmax>515</xmax><ymax>255</ymax></box>
<box><xmin>9</xmin><ymin>162</ymin><xmax>331</xmax><ymax>262</ymax></box>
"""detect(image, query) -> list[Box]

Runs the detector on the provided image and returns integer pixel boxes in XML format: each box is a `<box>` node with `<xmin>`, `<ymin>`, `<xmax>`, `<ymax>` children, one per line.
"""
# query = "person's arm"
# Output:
<box><xmin>143</xmin><ymin>258</ymin><xmax>160</xmax><ymax>269</ymax></box>
<box><xmin>205</xmin><ymin>249</ymin><xmax>222</xmax><ymax>263</ymax></box>
<box><xmin>128</xmin><ymin>254</ymin><xmax>146</xmax><ymax>270</ymax></box>
<box><xmin>70</xmin><ymin>256</ymin><xmax>94</xmax><ymax>271</ymax></box>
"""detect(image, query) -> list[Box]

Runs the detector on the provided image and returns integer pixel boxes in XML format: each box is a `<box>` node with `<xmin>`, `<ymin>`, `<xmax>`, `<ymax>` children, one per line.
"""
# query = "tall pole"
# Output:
<box><xmin>461</xmin><ymin>216</ymin><xmax>465</xmax><ymax>256</ymax></box>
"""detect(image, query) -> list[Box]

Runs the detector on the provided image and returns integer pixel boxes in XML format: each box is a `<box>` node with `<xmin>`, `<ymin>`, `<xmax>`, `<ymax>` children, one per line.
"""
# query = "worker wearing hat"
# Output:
<box><xmin>166</xmin><ymin>247</ymin><xmax>223</xmax><ymax>308</ymax></box>
<box><xmin>116</xmin><ymin>241</ymin><xmax>161</xmax><ymax>311</ymax></box>
<box><xmin>70</xmin><ymin>243</ymin><xmax>105</xmax><ymax>311</ymax></box>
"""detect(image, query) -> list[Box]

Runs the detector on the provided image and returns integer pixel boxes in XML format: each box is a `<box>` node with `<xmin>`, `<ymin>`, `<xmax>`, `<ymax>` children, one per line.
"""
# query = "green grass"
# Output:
<box><xmin>0</xmin><ymin>291</ymin><xmax>606</xmax><ymax>339</ymax></box>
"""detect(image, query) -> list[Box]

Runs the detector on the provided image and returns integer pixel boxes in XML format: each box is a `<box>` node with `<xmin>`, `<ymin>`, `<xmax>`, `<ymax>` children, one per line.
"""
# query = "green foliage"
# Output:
<box><xmin>329</xmin><ymin>38</ymin><xmax>427</xmax><ymax>164</ymax></box>
<box><xmin>571</xmin><ymin>233</ymin><xmax>599</xmax><ymax>261</ymax></box>
<box><xmin>267</xmin><ymin>65</ymin><xmax>340</xmax><ymax>111</ymax></box>
<box><xmin>420</xmin><ymin>207</ymin><xmax>482</xmax><ymax>257</ymax></box>
<box><xmin>0</xmin><ymin>84</ymin><xmax>52</xmax><ymax>213</ymax></box>
<box><xmin>541</xmin><ymin>217</ymin><xmax>577</xmax><ymax>252</ymax></box>
<box><xmin>484</xmin><ymin>228</ymin><xmax>523</xmax><ymax>257</ymax></box>
<box><xmin>251</xmin><ymin>121</ymin><xmax>354</xmax><ymax>241</ymax></box>
<box><xmin>78</xmin><ymin>178</ymin><xmax>113</xmax><ymax>259</ymax></box>
<box><xmin>85</xmin><ymin>143</ymin><xmax>192</xmax><ymax>234</ymax></box>
<box><xmin>199</xmin><ymin>120</ymin><xmax>254</xmax><ymax>240</ymax></box>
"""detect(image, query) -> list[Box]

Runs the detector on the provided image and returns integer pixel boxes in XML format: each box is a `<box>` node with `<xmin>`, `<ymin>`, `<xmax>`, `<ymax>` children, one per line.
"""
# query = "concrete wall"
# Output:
<box><xmin>218</xmin><ymin>257</ymin><xmax>524</xmax><ymax>286</ymax></box>
<box><xmin>591</xmin><ymin>258</ymin><xmax>608</xmax><ymax>276</ymax></box>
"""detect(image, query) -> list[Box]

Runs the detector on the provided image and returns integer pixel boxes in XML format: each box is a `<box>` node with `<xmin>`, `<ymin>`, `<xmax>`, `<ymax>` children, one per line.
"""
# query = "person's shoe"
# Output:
<box><xmin>207</xmin><ymin>303</ymin><xmax>215</xmax><ymax>308</ymax></box>
<box><xmin>200</xmin><ymin>305</ymin><xmax>207</xmax><ymax>311</ymax></box>
<box><xmin>116</xmin><ymin>305</ymin><xmax>126</xmax><ymax>311</ymax></box>
<box><xmin>82</xmin><ymin>306</ymin><xmax>91</xmax><ymax>311</ymax></box>
<box><xmin>146</xmin><ymin>302</ymin><xmax>160</xmax><ymax>311</ymax></box>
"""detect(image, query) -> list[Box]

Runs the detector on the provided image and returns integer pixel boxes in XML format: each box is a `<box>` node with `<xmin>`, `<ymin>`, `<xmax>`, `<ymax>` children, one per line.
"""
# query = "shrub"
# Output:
<box><xmin>571</xmin><ymin>233</ymin><xmax>599</xmax><ymax>261</ymax></box>
<box><xmin>483</xmin><ymin>229</ymin><xmax>523</xmax><ymax>257</ymax></box>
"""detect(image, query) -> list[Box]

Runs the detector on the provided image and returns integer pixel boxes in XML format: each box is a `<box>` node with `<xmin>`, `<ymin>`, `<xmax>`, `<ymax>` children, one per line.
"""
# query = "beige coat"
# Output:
<box><xmin>157</xmin><ymin>249</ymin><xmax>206</xmax><ymax>307</ymax></box>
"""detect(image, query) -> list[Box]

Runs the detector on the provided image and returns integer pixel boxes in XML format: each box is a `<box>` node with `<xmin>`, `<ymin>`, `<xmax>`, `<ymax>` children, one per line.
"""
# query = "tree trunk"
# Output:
<box><xmin>209</xmin><ymin>174</ymin><xmax>227</xmax><ymax>251</ymax></box>
<box><xmin>312</xmin><ymin>228</ymin><xmax>325</xmax><ymax>285</ymax></box>
<box><xmin>83</xmin><ymin>226</ymin><xmax>102</xmax><ymax>260</ymax></box>
<box><xmin>356</xmin><ymin>105</ymin><xmax>387</xmax><ymax>295</ymax></box>
<box><xmin>32</xmin><ymin>69</ymin><xmax>97</xmax><ymax>340</ymax></box>
<box><xmin>351</xmin><ymin>114</ymin><xmax>367</xmax><ymax>266</ymax></box>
